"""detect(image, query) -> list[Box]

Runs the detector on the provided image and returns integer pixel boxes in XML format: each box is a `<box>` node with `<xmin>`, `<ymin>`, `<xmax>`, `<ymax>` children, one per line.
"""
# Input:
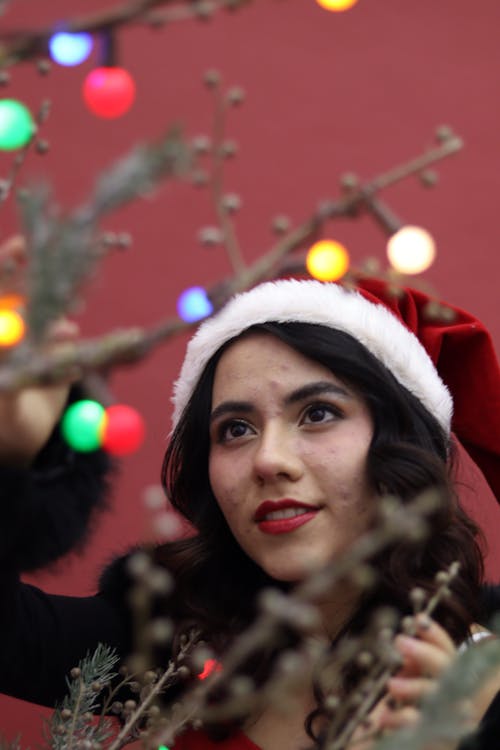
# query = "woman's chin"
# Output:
<box><xmin>263</xmin><ymin>558</ymin><xmax>323</xmax><ymax>584</ymax></box>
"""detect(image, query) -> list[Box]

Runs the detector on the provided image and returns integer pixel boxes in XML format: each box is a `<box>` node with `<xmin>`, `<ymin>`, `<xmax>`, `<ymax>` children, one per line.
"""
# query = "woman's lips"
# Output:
<box><xmin>257</xmin><ymin>510</ymin><xmax>317</xmax><ymax>535</ymax></box>
<box><xmin>254</xmin><ymin>500</ymin><xmax>318</xmax><ymax>535</ymax></box>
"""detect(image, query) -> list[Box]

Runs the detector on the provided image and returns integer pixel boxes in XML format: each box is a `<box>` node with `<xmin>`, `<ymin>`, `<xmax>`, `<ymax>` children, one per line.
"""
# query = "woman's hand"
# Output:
<box><xmin>347</xmin><ymin>615</ymin><xmax>458</xmax><ymax>749</ymax></box>
<box><xmin>0</xmin><ymin>236</ymin><xmax>80</xmax><ymax>466</ymax></box>
<box><xmin>379</xmin><ymin>614</ymin><xmax>457</xmax><ymax>731</ymax></box>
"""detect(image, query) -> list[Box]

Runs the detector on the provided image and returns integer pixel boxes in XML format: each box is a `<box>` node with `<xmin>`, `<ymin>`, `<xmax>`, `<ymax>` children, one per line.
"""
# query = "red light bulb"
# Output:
<box><xmin>83</xmin><ymin>67</ymin><xmax>136</xmax><ymax>118</ymax></box>
<box><xmin>197</xmin><ymin>659</ymin><xmax>222</xmax><ymax>680</ymax></box>
<box><xmin>102</xmin><ymin>404</ymin><xmax>145</xmax><ymax>455</ymax></box>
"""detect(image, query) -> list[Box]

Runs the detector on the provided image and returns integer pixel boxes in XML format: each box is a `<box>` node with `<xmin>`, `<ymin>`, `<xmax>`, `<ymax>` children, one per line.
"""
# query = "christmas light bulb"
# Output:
<box><xmin>101</xmin><ymin>404</ymin><xmax>145</xmax><ymax>455</ymax></box>
<box><xmin>315</xmin><ymin>0</ymin><xmax>359</xmax><ymax>11</ymax></box>
<box><xmin>387</xmin><ymin>225</ymin><xmax>436</xmax><ymax>274</ymax></box>
<box><xmin>306</xmin><ymin>239</ymin><xmax>350</xmax><ymax>281</ymax></box>
<box><xmin>49</xmin><ymin>32</ymin><xmax>93</xmax><ymax>66</ymax></box>
<box><xmin>0</xmin><ymin>309</ymin><xmax>25</xmax><ymax>346</ymax></box>
<box><xmin>0</xmin><ymin>294</ymin><xmax>25</xmax><ymax>310</ymax></box>
<box><xmin>83</xmin><ymin>67</ymin><xmax>136</xmax><ymax>118</ymax></box>
<box><xmin>197</xmin><ymin>659</ymin><xmax>222</xmax><ymax>680</ymax></box>
<box><xmin>61</xmin><ymin>400</ymin><xmax>107</xmax><ymax>452</ymax></box>
<box><xmin>0</xmin><ymin>100</ymin><xmax>34</xmax><ymax>150</ymax></box>
<box><xmin>177</xmin><ymin>287</ymin><xmax>213</xmax><ymax>322</ymax></box>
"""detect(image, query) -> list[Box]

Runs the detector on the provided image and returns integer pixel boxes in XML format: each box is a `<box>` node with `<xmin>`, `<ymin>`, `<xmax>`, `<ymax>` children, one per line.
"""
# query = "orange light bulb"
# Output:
<box><xmin>0</xmin><ymin>294</ymin><xmax>24</xmax><ymax>309</ymax></box>
<box><xmin>306</xmin><ymin>240</ymin><xmax>350</xmax><ymax>281</ymax></box>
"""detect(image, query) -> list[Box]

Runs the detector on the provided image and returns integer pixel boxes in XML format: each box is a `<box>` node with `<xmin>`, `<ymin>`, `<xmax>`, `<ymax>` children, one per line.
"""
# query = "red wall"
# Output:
<box><xmin>1</xmin><ymin>0</ymin><xmax>500</xmax><ymax>740</ymax></box>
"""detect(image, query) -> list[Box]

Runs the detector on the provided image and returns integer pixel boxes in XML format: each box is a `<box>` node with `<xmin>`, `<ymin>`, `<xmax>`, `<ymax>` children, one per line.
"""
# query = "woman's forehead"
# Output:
<box><xmin>211</xmin><ymin>331</ymin><xmax>351</xmax><ymax>400</ymax></box>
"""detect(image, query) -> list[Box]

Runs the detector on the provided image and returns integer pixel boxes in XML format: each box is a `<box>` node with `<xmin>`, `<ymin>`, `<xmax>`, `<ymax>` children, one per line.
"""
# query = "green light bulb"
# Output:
<box><xmin>0</xmin><ymin>99</ymin><xmax>34</xmax><ymax>150</ymax></box>
<box><xmin>61</xmin><ymin>400</ymin><xmax>107</xmax><ymax>452</ymax></box>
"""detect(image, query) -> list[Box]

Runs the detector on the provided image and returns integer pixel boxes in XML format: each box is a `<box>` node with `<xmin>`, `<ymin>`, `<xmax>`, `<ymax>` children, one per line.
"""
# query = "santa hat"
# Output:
<box><xmin>172</xmin><ymin>278</ymin><xmax>500</xmax><ymax>502</ymax></box>
<box><xmin>357</xmin><ymin>278</ymin><xmax>500</xmax><ymax>503</ymax></box>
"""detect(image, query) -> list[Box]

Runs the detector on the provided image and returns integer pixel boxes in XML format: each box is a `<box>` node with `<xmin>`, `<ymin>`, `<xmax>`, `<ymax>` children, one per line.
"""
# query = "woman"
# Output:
<box><xmin>0</xmin><ymin>275</ymin><xmax>499</xmax><ymax>748</ymax></box>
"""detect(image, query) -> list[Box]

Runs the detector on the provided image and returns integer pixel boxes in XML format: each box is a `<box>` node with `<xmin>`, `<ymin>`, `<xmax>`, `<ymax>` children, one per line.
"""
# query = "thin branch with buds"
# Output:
<box><xmin>205</xmin><ymin>73</ymin><xmax>246</xmax><ymax>274</ymax></box>
<box><xmin>0</xmin><ymin>0</ymin><xmax>252</xmax><ymax>68</ymax></box>
<box><xmin>150</xmin><ymin>492</ymin><xmax>437</xmax><ymax>746</ymax></box>
<box><xmin>0</xmin><ymin>127</ymin><xmax>462</xmax><ymax>392</ymax></box>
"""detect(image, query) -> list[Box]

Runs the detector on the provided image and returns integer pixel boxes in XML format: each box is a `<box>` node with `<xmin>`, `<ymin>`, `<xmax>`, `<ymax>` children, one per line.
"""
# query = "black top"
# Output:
<box><xmin>0</xmin><ymin>391</ymin><xmax>132</xmax><ymax>707</ymax></box>
<box><xmin>0</xmin><ymin>572</ymin><xmax>130</xmax><ymax>706</ymax></box>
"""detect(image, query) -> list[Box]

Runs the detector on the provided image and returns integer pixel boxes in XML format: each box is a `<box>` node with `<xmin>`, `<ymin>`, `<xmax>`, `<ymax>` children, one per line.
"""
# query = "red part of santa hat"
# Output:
<box><xmin>356</xmin><ymin>278</ymin><xmax>500</xmax><ymax>503</ymax></box>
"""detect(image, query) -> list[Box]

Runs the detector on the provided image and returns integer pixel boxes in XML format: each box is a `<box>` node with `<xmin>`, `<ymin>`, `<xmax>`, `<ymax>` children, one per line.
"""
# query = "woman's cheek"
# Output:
<box><xmin>210</xmin><ymin>472</ymin><xmax>243</xmax><ymax>517</ymax></box>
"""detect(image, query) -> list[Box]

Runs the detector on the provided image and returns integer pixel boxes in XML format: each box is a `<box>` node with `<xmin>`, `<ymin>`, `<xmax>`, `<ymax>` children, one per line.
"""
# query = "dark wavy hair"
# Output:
<box><xmin>158</xmin><ymin>322</ymin><xmax>484</xmax><ymax>741</ymax></box>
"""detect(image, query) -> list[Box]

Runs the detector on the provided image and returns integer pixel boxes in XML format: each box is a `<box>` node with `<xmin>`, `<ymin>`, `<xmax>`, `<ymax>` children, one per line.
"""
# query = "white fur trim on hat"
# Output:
<box><xmin>171</xmin><ymin>279</ymin><xmax>453</xmax><ymax>432</ymax></box>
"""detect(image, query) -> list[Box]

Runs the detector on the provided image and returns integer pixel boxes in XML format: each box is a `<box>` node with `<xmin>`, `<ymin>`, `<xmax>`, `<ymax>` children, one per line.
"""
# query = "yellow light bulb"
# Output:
<box><xmin>0</xmin><ymin>308</ymin><xmax>25</xmax><ymax>346</ymax></box>
<box><xmin>315</xmin><ymin>0</ymin><xmax>359</xmax><ymax>11</ymax></box>
<box><xmin>306</xmin><ymin>240</ymin><xmax>350</xmax><ymax>281</ymax></box>
<box><xmin>387</xmin><ymin>226</ymin><xmax>436</xmax><ymax>275</ymax></box>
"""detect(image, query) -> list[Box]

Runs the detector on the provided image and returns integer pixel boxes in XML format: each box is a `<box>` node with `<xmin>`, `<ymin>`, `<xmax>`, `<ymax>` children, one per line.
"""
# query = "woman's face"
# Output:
<box><xmin>208</xmin><ymin>333</ymin><xmax>376</xmax><ymax>582</ymax></box>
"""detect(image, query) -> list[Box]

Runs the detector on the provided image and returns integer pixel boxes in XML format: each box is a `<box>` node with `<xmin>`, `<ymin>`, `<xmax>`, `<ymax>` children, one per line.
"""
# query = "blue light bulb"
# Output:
<box><xmin>49</xmin><ymin>32</ymin><xmax>93</xmax><ymax>66</ymax></box>
<box><xmin>177</xmin><ymin>287</ymin><xmax>213</xmax><ymax>323</ymax></box>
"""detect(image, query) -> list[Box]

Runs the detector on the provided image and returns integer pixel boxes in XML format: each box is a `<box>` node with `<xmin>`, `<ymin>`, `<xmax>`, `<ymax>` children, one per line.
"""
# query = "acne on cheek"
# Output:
<box><xmin>214</xmin><ymin>486</ymin><xmax>241</xmax><ymax>510</ymax></box>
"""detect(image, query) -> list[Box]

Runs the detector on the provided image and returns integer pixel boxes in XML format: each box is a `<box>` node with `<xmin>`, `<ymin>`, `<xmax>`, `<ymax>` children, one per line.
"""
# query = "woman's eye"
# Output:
<box><xmin>218</xmin><ymin>420</ymin><xmax>252</xmax><ymax>442</ymax></box>
<box><xmin>302</xmin><ymin>404</ymin><xmax>339</xmax><ymax>424</ymax></box>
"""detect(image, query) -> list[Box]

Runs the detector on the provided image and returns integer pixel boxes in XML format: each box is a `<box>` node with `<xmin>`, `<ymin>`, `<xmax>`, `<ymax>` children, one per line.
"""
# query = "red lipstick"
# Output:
<box><xmin>254</xmin><ymin>499</ymin><xmax>318</xmax><ymax>535</ymax></box>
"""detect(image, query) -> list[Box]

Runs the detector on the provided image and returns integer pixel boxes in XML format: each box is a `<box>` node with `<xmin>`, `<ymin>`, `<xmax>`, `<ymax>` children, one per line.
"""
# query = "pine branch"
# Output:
<box><xmin>16</xmin><ymin>125</ymin><xmax>190</xmax><ymax>342</ymax></box>
<box><xmin>43</xmin><ymin>643</ymin><xmax>120</xmax><ymax>750</ymax></box>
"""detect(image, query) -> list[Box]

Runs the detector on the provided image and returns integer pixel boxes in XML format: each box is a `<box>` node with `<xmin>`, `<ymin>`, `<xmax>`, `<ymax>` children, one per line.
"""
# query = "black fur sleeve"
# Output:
<box><xmin>0</xmin><ymin>385</ymin><xmax>115</xmax><ymax>573</ymax></box>
<box><xmin>479</xmin><ymin>584</ymin><xmax>500</xmax><ymax>625</ymax></box>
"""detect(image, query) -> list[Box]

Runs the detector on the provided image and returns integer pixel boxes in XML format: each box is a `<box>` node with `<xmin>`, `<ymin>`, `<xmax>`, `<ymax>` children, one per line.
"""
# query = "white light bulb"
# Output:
<box><xmin>387</xmin><ymin>225</ymin><xmax>436</xmax><ymax>274</ymax></box>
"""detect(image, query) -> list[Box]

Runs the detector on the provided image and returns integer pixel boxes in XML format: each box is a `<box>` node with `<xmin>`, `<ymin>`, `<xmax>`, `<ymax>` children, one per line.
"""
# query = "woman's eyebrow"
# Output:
<box><xmin>284</xmin><ymin>381</ymin><xmax>351</xmax><ymax>405</ymax></box>
<box><xmin>210</xmin><ymin>382</ymin><xmax>351</xmax><ymax>423</ymax></box>
<box><xmin>210</xmin><ymin>400</ymin><xmax>253</xmax><ymax>424</ymax></box>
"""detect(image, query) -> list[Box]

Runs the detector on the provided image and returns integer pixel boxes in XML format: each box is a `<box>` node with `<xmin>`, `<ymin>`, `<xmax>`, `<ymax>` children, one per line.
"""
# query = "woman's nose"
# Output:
<box><xmin>252</xmin><ymin>425</ymin><xmax>303</xmax><ymax>483</ymax></box>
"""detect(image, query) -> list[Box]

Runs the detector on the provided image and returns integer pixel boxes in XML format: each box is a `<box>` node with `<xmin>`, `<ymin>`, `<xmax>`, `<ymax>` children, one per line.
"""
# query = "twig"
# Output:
<box><xmin>208</xmin><ymin>130</ymin><xmax>463</xmax><ymax>301</ymax></box>
<box><xmin>0</xmin><ymin>321</ymin><xmax>188</xmax><ymax>391</ymax></box>
<box><xmin>208</xmin><ymin>77</ymin><xmax>246</xmax><ymax>274</ymax></box>
<box><xmin>367</xmin><ymin>134</ymin><xmax>463</xmax><ymax>194</ymax></box>
<box><xmin>148</xmin><ymin>0</ymin><xmax>252</xmax><ymax>25</ymax></box>
<box><xmin>151</xmin><ymin>493</ymin><xmax>436</xmax><ymax>746</ymax></box>
<box><xmin>107</xmin><ymin>665</ymin><xmax>176</xmax><ymax>750</ymax></box>
<box><xmin>66</xmin><ymin>678</ymin><xmax>85</xmax><ymax>750</ymax></box>
<box><xmin>0</xmin><ymin>129</ymin><xmax>462</xmax><ymax>390</ymax></box>
<box><xmin>107</xmin><ymin>630</ymin><xmax>200</xmax><ymax>750</ymax></box>
<box><xmin>0</xmin><ymin>0</ymin><xmax>252</xmax><ymax>68</ymax></box>
<box><xmin>325</xmin><ymin>561</ymin><xmax>462</xmax><ymax>750</ymax></box>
